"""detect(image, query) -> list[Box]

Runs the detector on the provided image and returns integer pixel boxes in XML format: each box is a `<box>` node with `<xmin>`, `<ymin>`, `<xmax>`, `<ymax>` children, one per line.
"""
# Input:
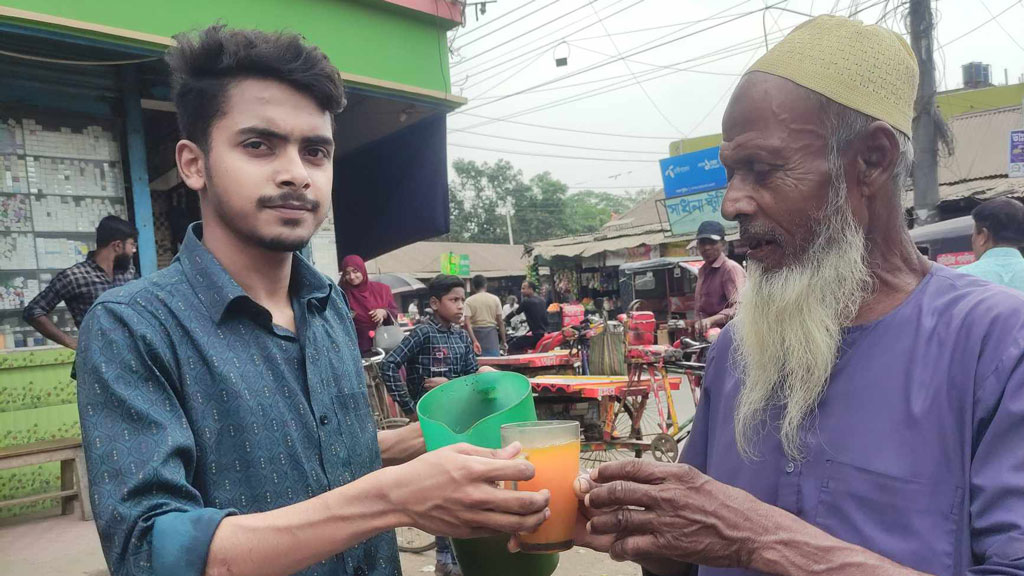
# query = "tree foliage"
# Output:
<box><xmin>447</xmin><ymin>158</ymin><xmax>650</xmax><ymax>244</ymax></box>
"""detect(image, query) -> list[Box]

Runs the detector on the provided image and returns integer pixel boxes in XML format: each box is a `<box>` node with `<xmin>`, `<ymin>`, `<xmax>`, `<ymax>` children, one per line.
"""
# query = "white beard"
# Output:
<box><xmin>732</xmin><ymin>174</ymin><xmax>873</xmax><ymax>462</ymax></box>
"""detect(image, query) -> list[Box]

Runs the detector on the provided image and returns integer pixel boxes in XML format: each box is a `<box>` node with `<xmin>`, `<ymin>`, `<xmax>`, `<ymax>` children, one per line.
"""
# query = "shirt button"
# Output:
<box><xmin>319</xmin><ymin>415</ymin><xmax>330</xmax><ymax>426</ymax></box>
<box><xmin>785</xmin><ymin>462</ymin><xmax>795</xmax><ymax>473</ymax></box>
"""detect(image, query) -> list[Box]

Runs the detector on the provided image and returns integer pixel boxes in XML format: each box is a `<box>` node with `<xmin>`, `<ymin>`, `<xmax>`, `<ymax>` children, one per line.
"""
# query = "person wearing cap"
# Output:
<box><xmin>958</xmin><ymin>198</ymin><xmax>1024</xmax><ymax>291</ymax></box>
<box><xmin>568</xmin><ymin>15</ymin><xmax>1024</xmax><ymax>576</ymax></box>
<box><xmin>691</xmin><ymin>220</ymin><xmax>746</xmax><ymax>336</ymax></box>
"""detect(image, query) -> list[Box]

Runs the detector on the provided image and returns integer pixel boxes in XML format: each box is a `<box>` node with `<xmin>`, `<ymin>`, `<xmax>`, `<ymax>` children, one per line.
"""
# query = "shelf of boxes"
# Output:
<box><xmin>34</xmin><ymin>237</ymin><xmax>92</xmax><ymax>270</ymax></box>
<box><xmin>22</xmin><ymin>119</ymin><xmax>120</xmax><ymax>162</ymax></box>
<box><xmin>25</xmin><ymin>156</ymin><xmax>125</xmax><ymax>197</ymax></box>
<box><xmin>30</xmin><ymin>196</ymin><xmax>128</xmax><ymax>232</ymax></box>
<box><xmin>0</xmin><ymin>233</ymin><xmax>38</xmax><ymax>270</ymax></box>
<box><xmin>0</xmin><ymin>155</ymin><xmax>28</xmax><ymax>194</ymax></box>
<box><xmin>0</xmin><ymin>114</ymin><xmax>125</xmax><ymax>347</ymax></box>
<box><xmin>0</xmin><ymin>194</ymin><xmax>32</xmax><ymax>231</ymax></box>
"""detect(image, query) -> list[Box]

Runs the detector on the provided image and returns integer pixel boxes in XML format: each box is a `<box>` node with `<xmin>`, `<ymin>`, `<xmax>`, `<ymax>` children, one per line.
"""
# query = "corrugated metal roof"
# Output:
<box><xmin>939</xmin><ymin>105</ymin><xmax>1022</xmax><ymax>185</ymax></box>
<box><xmin>364</xmin><ymin>241</ymin><xmax>529</xmax><ymax>278</ymax></box>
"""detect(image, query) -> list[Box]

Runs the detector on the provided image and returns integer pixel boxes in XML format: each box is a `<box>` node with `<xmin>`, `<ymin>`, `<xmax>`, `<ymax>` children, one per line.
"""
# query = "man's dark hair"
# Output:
<box><xmin>524</xmin><ymin>280</ymin><xmax>539</xmax><ymax>292</ymax></box>
<box><xmin>96</xmin><ymin>215</ymin><xmax>138</xmax><ymax>248</ymax></box>
<box><xmin>429</xmin><ymin>275</ymin><xmax>465</xmax><ymax>301</ymax></box>
<box><xmin>472</xmin><ymin>274</ymin><xmax>488</xmax><ymax>291</ymax></box>
<box><xmin>166</xmin><ymin>25</ymin><xmax>346</xmax><ymax>151</ymax></box>
<box><xmin>972</xmin><ymin>198</ymin><xmax>1024</xmax><ymax>246</ymax></box>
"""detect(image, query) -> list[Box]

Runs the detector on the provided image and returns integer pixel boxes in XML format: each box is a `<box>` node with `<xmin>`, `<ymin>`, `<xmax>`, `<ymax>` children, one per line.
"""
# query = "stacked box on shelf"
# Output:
<box><xmin>30</xmin><ymin>196</ymin><xmax>127</xmax><ymax>232</ymax></box>
<box><xmin>0</xmin><ymin>195</ymin><xmax>32</xmax><ymax>231</ymax></box>
<box><xmin>25</xmin><ymin>157</ymin><xmax>124</xmax><ymax>197</ymax></box>
<box><xmin>22</xmin><ymin>120</ymin><xmax>119</xmax><ymax>162</ymax></box>
<box><xmin>0</xmin><ymin>234</ymin><xmax>37</xmax><ymax>270</ymax></box>
<box><xmin>34</xmin><ymin>237</ymin><xmax>90</xmax><ymax>270</ymax></box>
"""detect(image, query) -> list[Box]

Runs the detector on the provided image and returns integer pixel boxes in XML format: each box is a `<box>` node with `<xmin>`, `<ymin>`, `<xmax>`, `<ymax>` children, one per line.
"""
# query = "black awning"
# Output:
<box><xmin>332</xmin><ymin>113</ymin><xmax>449</xmax><ymax>263</ymax></box>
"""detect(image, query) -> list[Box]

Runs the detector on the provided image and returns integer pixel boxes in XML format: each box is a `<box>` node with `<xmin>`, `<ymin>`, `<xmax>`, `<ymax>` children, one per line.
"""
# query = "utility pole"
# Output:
<box><xmin>502</xmin><ymin>201</ymin><xmax>514</xmax><ymax>245</ymax></box>
<box><xmin>909</xmin><ymin>0</ymin><xmax>940</xmax><ymax>225</ymax></box>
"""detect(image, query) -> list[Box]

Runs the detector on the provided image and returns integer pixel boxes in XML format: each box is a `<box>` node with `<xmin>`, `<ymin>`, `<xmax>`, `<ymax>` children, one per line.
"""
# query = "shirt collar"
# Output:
<box><xmin>176</xmin><ymin>223</ymin><xmax>334</xmax><ymax>323</ymax></box>
<box><xmin>710</xmin><ymin>253</ymin><xmax>728</xmax><ymax>269</ymax></box>
<box><xmin>429</xmin><ymin>317</ymin><xmax>457</xmax><ymax>332</ymax></box>
<box><xmin>980</xmin><ymin>247</ymin><xmax>1023</xmax><ymax>261</ymax></box>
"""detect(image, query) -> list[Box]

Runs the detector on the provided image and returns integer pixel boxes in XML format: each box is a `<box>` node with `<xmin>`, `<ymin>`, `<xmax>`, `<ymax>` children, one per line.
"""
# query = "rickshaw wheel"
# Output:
<box><xmin>579</xmin><ymin>405</ymin><xmax>643</xmax><ymax>471</ymax></box>
<box><xmin>650</xmin><ymin>433</ymin><xmax>679</xmax><ymax>463</ymax></box>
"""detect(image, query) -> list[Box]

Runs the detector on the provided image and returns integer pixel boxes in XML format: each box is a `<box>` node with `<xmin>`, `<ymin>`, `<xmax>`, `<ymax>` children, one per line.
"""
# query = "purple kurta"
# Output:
<box><xmin>680</xmin><ymin>264</ymin><xmax>1024</xmax><ymax>575</ymax></box>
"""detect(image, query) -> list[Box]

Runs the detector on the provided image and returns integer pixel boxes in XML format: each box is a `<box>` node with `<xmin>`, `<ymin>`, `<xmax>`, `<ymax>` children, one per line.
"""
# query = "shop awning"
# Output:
<box><xmin>620</xmin><ymin>258</ymin><xmax>700</xmax><ymax>275</ymax></box>
<box><xmin>533</xmin><ymin>227</ymin><xmax>671</xmax><ymax>259</ymax></box>
<box><xmin>333</xmin><ymin>113</ymin><xmax>450</xmax><ymax>260</ymax></box>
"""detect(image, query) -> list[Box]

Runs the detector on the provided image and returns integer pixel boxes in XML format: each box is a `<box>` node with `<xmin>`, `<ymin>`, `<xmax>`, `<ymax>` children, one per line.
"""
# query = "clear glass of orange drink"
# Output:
<box><xmin>500</xmin><ymin>421</ymin><xmax>581</xmax><ymax>554</ymax></box>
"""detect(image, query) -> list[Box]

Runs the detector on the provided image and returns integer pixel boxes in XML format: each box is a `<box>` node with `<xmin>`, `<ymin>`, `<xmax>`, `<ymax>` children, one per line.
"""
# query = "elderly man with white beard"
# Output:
<box><xmin>562</xmin><ymin>15</ymin><xmax>1024</xmax><ymax>576</ymax></box>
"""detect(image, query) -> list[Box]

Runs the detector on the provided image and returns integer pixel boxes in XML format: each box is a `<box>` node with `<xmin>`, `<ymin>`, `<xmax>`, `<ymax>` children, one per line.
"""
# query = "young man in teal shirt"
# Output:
<box><xmin>959</xmin><ymin>198</ymin><xmax>1024</xmax><ymax>291</ymax></box>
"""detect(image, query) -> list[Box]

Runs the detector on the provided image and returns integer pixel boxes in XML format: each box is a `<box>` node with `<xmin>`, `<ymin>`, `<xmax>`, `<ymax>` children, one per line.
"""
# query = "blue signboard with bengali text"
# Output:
<box><xmin>659</xmin><ymin>146</ymin><xmax>728</xmax><ymax>199</ymax></box>
<box><xmin>664</xmin><ymin>188</ymin><xmax>735</xmax><ymax>237</ymax></box>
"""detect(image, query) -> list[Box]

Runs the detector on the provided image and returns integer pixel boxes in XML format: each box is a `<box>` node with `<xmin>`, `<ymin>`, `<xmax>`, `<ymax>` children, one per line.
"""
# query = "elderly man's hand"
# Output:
<box><xmin>584</xmin><ymin>459</ymin><xmax>771</xmax><ymax>569</ymax></box>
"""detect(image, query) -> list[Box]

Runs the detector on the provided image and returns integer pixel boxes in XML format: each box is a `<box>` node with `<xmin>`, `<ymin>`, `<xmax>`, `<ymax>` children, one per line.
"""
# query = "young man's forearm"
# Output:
<box><xmin>205</xmin><ymin>469</ymin><xmax>405</xmax><ymax>576</ymax></box>
<box><xmin>28</xmin><ymin>315</ymin><xmax>76</xmax><ymax>349</ymax></box>
<box><xmin>378</xmin><ymin>424</ymin><xmax>425</xmax><ymax>467</ymax></box>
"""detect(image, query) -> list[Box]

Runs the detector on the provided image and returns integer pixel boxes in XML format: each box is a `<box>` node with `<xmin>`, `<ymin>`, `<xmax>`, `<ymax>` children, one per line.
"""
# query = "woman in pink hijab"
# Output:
<box><xmin>339</xmin><ymin>255</ymin><xmax>399</xmax><ymax>354</ymax></box>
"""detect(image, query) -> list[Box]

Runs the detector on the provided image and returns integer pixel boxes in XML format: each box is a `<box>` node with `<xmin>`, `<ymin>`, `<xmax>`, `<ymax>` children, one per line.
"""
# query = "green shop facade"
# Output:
<box><xmin>0</xmin><ymin>0</ymin><xmax>464</xmax><ymax>519</ymax></box>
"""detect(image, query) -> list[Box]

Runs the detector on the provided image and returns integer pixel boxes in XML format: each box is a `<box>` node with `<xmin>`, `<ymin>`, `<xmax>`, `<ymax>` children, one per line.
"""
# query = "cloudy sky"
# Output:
<box><xmin>444</xmin><ymin>0</ymin><xmax>1024</xmax><ymax>193</ymax></box>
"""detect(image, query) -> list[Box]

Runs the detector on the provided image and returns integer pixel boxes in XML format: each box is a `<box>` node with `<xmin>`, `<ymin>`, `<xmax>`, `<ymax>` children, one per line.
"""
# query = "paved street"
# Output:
<box><xmin>0</xmin><ymin>513</ymin><xmax>642</xmax><ymax>576</ymax></box>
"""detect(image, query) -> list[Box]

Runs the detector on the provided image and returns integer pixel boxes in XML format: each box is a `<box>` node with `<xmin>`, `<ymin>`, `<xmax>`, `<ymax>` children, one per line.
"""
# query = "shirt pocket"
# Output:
<box><xmin>815</xmin><ymin>459</ymin><xmax>960</xmax><ymax>576</ymax></box>
<box><xmin>331</xmin><ymin>391</ymin><xmax>382</xmax><ymax>481</ymax></box>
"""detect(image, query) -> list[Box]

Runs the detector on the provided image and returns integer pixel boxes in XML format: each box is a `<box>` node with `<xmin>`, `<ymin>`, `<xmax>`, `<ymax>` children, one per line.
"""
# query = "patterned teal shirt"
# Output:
<box><xmin>76</xmin><ymin>224</ymin><xmax>399</xmax><ymax>576</ymax></box>
<box><xmin>959</xmin><ymin>247</ymin><xmax>1024</xmax><ymax>292</ymax></box>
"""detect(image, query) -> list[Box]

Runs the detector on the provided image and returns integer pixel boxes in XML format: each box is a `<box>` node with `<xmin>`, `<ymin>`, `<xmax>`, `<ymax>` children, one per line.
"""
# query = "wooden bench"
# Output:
<box><xmin>0</xmin><ymin>438</ymin><xmax>92</xmax><ymax>521</ymax></box>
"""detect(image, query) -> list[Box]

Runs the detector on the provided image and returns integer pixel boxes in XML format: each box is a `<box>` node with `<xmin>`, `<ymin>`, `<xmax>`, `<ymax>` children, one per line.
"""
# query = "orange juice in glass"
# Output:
<box><xmin>501</xmin><ymin>421</ymin><xmax>581</xmax><ymax>554</ymax></box>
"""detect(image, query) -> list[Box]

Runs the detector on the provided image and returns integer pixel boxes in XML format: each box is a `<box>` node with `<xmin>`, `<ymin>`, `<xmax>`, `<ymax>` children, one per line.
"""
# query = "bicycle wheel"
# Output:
<box><xmin>396</xmin><ymin>526</ymin><xmax>437</xmax><ymax>553</ymax></box>
<box><xmin>579</xmin><ymin>398</ymin><xmax>643</xmax><ymax>471</ymax></box>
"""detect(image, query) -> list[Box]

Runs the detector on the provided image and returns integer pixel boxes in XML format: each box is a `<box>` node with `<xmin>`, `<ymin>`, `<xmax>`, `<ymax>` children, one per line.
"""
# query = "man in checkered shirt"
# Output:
<box><xmin>23</xmin><ymin>215</ymin><xmax>137</xmax><ymax>349</ymax></box>
<box><xmin>379</xmin><ymin>273</ymin><xmax>496</xmax><ymax>576</ymax></box>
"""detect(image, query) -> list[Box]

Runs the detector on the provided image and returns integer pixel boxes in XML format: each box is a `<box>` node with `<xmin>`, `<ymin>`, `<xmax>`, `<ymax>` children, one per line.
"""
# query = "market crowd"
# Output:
<box><xmin>19</xmin><ymin>13</ymin><xmax>1024</xmax><ymax>576</ymax></box>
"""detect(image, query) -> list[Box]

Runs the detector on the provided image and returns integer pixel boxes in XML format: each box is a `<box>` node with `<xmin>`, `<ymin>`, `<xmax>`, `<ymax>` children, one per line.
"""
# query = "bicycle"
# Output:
<box><xmin>361</xmin><ymin>349</ymin><xmax>436</xmax><ymax>553</ymax></box>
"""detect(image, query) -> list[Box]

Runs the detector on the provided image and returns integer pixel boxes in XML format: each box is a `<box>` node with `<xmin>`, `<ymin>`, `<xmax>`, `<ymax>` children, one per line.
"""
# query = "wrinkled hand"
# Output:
<box><xmin>584</xmin><ymin>459</ymin><xmax>770</xmax><ymax>569</ymax></box>
<box><xmin>473</xmin><ymin>341</ymin><xmax>483</xmax><ymax>355</ymax></box>
<box><xmin>388</xmin><ymin>443</ymin><xmax>551</xmax><ymax>539</ymax></box>
<box><xmin>424</xmin><ymin>377</ymin><xmax>449</xmax><ymax>390</ymax></box>
<box><xmin>370</xmin><ymin>309</ymin><xmax>388</xmax><ymax>324</ymax></box>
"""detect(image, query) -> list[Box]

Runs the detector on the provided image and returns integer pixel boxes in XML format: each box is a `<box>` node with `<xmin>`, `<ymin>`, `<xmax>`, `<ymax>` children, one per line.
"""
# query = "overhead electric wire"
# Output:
<box><xmin>454</xmin><ymin>29</ymin><xmax>789</xmax><ymax>130</ymax></box>
<box><xmin>456</xmin><ymin>0</ymin><xmax>747</xmax><ymax>84</ymax></box>
<box><xmin>447</xmin><ymin>142</ymin><xmax>661</xmax><ymax>163</ymax></box>
<box><xmin>454</xmin><ymin>0</ymin><xmax>602</xmax><ymax>63</ymax></box>
<box><xmin>452</xmin><ymin>130</ymin><xmax>667</xmax><ymax>153</ymax></box>
<box><xmin>455</xmin><ymin>0</ymin><xmax>644</xmax><ymax>84</ymax></box>
<box><xmin>976</xmin><ymin>0</ymin><xmax>1024</xmax><ymax>53</ymax></box>
<box><xmin>451</xmin><ymin>1</ymin><xmax>787</xmax><ymax>116</ymax></box>
<box><xmin>452</xmin><ymin>0</ymin><xmax>886</xmax><ymax>130</ymax></box>
<box><xmin>937</xmin><ymin>0</ymin><xmax>1021</xmax><ymax>48</ymax></box>
<box><xmin>587</xmin><ymin>2</ymin><xmax>687</xmax><ymax>134</ymax></box>
<box><xmin>455</xmin><ymin>0</ymin><xmax>543</xmax><ymax>40</ymax></box>
<box><xmin>454</xmin><ymin>113</ymin><xmax>678</xmax><ymax>139</ymax></box>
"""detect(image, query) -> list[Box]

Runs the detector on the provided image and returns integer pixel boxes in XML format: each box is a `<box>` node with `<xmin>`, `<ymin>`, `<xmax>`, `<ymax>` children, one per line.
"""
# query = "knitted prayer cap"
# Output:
<box><xmin>747</xmin><ymin>15</ymin><xmax>918</xmax><ymax>136</ymax></box>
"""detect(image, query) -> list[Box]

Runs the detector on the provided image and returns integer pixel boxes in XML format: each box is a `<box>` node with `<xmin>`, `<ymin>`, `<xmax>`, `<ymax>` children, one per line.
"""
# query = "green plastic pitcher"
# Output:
<box><xmin>417</xmin><ymin>371</ymin><xmax>559</xmax><ymax>576</ymax></box>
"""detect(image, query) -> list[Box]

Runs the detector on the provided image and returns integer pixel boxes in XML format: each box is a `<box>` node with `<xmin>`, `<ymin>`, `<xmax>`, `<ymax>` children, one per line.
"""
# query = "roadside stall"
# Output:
<box><xmin>619</xmin><ymin>258</ymin><xmax>701</xmax><ymax>345</ymax></box>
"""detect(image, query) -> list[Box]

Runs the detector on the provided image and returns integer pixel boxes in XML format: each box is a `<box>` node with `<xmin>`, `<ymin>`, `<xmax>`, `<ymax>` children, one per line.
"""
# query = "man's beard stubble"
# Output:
<box><xmin>732</xmin><ymin>165</ymin><xmax>874</xmax><ymax>462</ymax></box>
<box><xmin>205</xmin><ymin>165</ymin><xmax>323</xmax><ymax>253</ymax></box>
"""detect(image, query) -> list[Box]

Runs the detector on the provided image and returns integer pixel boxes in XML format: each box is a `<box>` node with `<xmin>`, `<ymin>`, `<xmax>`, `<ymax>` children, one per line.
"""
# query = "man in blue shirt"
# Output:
<box><xmin>958</xmin><ymin>198</ymin><xmax>1024</xmax><ymax>291</ymax></box>
<box><xmin>76</xmin><ymin>26</ymin><xmax>548</xmax><ymax>576</ymax></box>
